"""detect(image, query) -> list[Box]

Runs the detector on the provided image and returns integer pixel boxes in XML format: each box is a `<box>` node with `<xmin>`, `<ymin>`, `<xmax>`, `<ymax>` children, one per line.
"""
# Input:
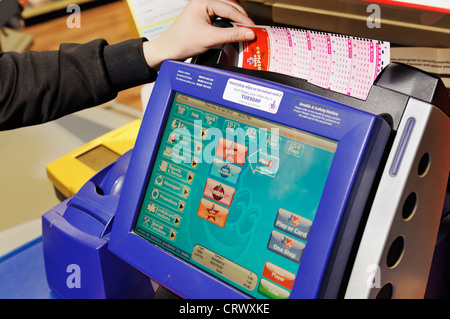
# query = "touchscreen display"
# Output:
<box><xmin>134</xmin><ymin>92</ymin><xmax>337</xmax><ymax>299</ymax></box>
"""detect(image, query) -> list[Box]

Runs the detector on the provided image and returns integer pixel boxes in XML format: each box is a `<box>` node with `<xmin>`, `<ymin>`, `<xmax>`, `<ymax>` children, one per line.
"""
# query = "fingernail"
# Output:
<box><xmin>245</xmin><ymin>30</ymin><xmax>255</xmax><ymax>40</ymax></box>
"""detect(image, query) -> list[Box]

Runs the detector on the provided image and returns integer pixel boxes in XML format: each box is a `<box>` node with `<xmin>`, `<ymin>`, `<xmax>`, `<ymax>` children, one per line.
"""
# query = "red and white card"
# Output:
<box><xmin>233</xmin><ymin>24</ymin><xmax>390</xmax><ymax>100</ymax></box>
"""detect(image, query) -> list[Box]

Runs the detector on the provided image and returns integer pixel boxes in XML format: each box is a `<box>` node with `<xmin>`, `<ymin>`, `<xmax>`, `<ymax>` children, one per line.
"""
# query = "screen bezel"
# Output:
<box><xmin>132</xmin><ymin>91</ymin><xmax>338</xmax><ymax>299</ymax></box>
<box><xmin>109</xmin><ymin>60</ymin><xmax>383</xmax><ymax>299</ymax></box>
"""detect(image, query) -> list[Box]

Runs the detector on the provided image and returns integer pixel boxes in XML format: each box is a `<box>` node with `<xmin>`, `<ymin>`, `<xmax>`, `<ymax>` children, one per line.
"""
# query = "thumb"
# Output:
<box><xmin>212</xmin><ymin>26</ymin><xmax>255</xmax><ymax>45</ymax></box>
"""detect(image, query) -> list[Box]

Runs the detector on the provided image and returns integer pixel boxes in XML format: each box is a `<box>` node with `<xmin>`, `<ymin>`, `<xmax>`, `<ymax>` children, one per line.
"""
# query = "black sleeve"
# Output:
<box><xmin>0</xmin><ymin>38</ymin><xmax>156</xmax><ymax>131</ymax></box>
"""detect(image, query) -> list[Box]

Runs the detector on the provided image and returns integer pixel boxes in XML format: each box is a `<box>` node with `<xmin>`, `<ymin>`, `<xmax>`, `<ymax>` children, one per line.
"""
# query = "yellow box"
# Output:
<box><xmin>46</xmin><ymin>119</ymin><xmax>141</xmax><ymax>199</ymax></box>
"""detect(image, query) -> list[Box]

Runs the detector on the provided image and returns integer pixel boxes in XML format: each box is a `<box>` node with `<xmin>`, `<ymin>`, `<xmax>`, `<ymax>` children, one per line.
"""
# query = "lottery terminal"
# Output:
<box><xmin>4</xmin><ymin>1</ymin><xmax>450</xmax><ymax>300</ymax></box>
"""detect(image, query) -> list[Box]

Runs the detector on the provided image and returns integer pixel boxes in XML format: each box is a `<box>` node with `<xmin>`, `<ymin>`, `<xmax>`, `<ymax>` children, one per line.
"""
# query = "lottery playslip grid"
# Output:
<box><xmin>233</xmin><ymin>24</ymin><xmax>390</xmax><ymax>100</ymax></box>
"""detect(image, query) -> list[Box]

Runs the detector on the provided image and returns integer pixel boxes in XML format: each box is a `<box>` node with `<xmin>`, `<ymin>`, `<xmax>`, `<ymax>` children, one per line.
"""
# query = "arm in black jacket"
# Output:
<box><xmin>0</xmin><ymin>0</ymin><xmax>257</xmax><ymax>131</ymax></box>
<box><xmin>0</xmin><ymin>38</ymin><xmax>156</xmax><ymax>131</ymax></box>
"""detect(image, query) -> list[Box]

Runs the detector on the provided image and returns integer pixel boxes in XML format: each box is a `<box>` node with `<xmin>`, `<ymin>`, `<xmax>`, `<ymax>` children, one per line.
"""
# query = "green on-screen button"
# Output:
<box><xmin>258</xmin><ymin>279</ymin><xmax>290</xmax><ymax>299</ymax></box>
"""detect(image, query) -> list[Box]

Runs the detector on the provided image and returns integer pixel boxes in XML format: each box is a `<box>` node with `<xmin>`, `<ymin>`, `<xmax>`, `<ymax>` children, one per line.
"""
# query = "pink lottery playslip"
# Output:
<box><xmin>232</xmin><ymin>24</ymin><xmax>390</xmax><ymax>100</ymax></box>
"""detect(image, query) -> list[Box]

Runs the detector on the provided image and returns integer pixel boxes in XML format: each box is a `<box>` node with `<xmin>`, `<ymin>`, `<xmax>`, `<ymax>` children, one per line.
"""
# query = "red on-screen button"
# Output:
<box><xmin>262</xmin><ymin>262</ymin><xmax>296</xmax><ymax>290</ymax></box>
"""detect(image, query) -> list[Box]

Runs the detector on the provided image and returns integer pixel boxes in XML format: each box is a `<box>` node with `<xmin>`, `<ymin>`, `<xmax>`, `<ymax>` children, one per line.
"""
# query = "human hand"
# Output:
<box><xmin>143</xmin><ymin>0</ymin><xmax>255</xmax><ymax>70</ymax></box>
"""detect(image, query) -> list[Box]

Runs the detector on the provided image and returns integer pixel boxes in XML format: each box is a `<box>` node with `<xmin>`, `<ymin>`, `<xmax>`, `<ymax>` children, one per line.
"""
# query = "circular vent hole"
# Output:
<box><xmin>376</xmin><ymin>283</ymin><xmax>393</xmax><ymax>299</ymax></box>
<box><xmin>418</xmin><ymin>152</ymin><xmax>431</xmax><ymax>177</ymax></box>
<box><xmin>386</xmin><ymin>236</ymin><xmax>405</xmax><ymax>269</ymax></box>
<box><xmin>402</xmin><ymin>192</ymin><xmax>417</xmax><ymax>220</ymax></box>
